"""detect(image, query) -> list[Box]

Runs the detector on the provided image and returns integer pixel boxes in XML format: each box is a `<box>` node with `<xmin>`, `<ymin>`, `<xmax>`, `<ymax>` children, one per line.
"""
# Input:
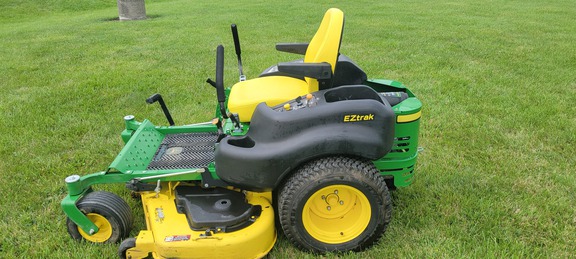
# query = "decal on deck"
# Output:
<box><xmin>165</xmin><ymin>235</ymin><xmax>191</xmax><ymax>242</ymax></box>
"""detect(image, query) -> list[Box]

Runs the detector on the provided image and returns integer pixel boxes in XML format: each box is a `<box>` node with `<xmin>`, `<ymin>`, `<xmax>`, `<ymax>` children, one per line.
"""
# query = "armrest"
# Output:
<box><xmin>277</xmin><ymin>62</ymin><xmax>332</xmax><ymax>80</ymax></box>
<box><xmin>275</xmin><ymin>43</ymin><xmax>309</xmax><ymax>55</ymax></box>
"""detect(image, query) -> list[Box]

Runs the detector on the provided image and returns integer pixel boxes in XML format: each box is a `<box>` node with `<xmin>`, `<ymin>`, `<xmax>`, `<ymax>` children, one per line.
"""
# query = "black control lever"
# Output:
<box><xmin>206</xmin><ymin>78</ymin><xmax>217</xmax><ymax>88</ymax></box>
<box><xmin>207</xmin><ymin>45</ymin><xmax>228</xmax><ymax>119</ymax></box>
<box><xmin>146</xmin><ymin>93</ymin><xmax>175</xmax><ymax>126</ymax></box>
<box><xmin>211</xmin><ymin>118</ymin><xmax>226</xmax><ymax>142</ymax></box>
<box><xmin>227</xmin><ymin>112</ymin><xmax>241</xmax><ymax>130</ymax></box>
<box><xmin>231</xmin><ymin>24</ymin><xmax>246</xmax><ymax>81</ymax></box>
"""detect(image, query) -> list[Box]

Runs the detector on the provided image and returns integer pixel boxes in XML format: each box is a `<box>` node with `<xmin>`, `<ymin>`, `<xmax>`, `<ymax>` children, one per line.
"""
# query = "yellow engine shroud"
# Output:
<box><xmin>127</xmin><ymin>182</ymin><xmax>276</xmax><ymax>259</ymax></box>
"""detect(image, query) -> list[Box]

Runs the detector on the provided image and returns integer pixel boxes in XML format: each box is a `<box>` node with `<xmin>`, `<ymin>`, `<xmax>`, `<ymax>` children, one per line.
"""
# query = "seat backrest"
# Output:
<box><xmin>304</xmin><ymin>8</ymin><xmax>345</xmax><ymax>92</ymax></box>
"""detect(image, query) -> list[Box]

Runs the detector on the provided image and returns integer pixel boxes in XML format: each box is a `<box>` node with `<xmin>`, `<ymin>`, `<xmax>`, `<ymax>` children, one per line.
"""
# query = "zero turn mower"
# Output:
<box><xmin>61</xmin><ymin>8</ymin><xmax>422</xmax><ymax>258</ymax></box>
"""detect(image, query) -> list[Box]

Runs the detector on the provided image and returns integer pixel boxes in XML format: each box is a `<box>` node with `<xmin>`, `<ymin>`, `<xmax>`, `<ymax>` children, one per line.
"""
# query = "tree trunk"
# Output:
<box><xmin>117</xmin><ymin>0</ymin><xmax>146</xmax><ymax>21</ymax></box>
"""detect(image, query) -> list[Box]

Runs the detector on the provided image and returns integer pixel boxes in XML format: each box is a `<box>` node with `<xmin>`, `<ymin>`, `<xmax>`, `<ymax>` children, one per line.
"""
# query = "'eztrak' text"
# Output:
<box><xmin>343</xmin><ymin>114</ymin><xmax>375</xmax><ymax>122</ymax></box>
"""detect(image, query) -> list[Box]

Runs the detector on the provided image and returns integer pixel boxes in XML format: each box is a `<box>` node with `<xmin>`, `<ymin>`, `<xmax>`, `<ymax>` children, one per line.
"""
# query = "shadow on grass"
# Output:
<box><xmin>100</xmin><ymin>14</ymin><xmax>162</xmax><ymax>22</ymax></box>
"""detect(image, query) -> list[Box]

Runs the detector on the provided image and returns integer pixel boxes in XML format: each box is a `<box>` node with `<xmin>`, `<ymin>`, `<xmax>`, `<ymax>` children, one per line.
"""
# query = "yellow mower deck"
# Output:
<box><xmin>127</xmin><ymin>182</ymin><xmax>276</xmax><ymax>259</ymax></box>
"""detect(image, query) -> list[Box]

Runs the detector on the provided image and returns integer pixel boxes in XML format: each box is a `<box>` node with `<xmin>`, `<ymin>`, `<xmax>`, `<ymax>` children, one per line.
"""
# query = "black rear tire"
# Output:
<box><xmin>66</xmin><ymin>191</ymin><xmax>133</xmax><ymax>244</ymax></box>
<box><xmin>278</xmin><ymin>156</ymin><xmax>392</xmax><ymax>253</ymax></box>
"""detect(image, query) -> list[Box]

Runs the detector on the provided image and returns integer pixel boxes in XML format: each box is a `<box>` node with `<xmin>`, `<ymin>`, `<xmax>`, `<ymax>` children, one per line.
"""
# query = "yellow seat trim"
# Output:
<box><xmin>305</xmin><ymin>8</ymin><xmax>343</xmax><ymax>71</ymax></box>
<box><xmin>228</xmin><ymin>76</ymin><xmax>310</xmax><ymax>122</ymax></box>
<box><xmin>303</xmin><ymin>8</ymin><xmax>344</xmax><ymax>91</ymax></box>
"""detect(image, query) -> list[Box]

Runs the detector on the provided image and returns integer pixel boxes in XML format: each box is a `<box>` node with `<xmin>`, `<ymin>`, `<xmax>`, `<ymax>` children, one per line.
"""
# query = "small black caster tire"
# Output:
<box><xmin>66</xmin><ymin>191</ymin><xmax>133</xmax><ymax>243</ymax></box>
<box><xmin>118</xmin><ymin>237</ymin><xmax>136</xmax><ymax>259</ymax></box>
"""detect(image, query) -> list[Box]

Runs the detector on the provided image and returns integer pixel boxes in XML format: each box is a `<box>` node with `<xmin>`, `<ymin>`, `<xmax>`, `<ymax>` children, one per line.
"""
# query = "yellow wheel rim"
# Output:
<box><xmin>78</xmin><ymin>213</ymin><xmax>113</xmax><ymax>243</ymax></box>
<box><xmin>302</xmin><ymin>185</ymin><xmax>371</xmax><ymax>244</ymax></box>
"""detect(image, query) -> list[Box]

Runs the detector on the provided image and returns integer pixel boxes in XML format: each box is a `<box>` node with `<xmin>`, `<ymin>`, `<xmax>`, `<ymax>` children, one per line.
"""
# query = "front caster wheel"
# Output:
<box><xmin>66</xmin><ymin>191</ymin><xmax>133</xmax><ymax>243</ymax></box>
<box><xmin>118</xmin><ymin>237</ymin><xmax>136</xmax><ymax>259</ymax></box>
<box><xmin>278</xmin><ymin>156</ymin><xmax>392</xmax><ymax>253</ymax></box>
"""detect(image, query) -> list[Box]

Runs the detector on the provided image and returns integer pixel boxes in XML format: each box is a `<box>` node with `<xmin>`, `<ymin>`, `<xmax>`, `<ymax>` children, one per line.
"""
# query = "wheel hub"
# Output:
<box><xmin>78</xmin><ymin>213</ymin><xmax>113</xmax><ymax>243</ymax></box>
<box><xmin>302</xmin><ymin>185</ymin><xmax>371</xmax><ymax>244</ymax></box>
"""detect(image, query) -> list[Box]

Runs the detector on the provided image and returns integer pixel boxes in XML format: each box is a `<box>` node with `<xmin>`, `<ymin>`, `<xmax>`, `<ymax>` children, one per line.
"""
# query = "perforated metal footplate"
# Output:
<box><xmin>147</xmin><ymin>132</ymin><xmax>218</xmax><ymax>170</ymax></box>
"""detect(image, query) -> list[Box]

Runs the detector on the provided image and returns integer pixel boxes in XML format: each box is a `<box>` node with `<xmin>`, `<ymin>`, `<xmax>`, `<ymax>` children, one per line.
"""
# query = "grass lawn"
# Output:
<box><xmin>1</xmin><ymin>0</ymin><xmax>575</xmax><ymax>258</ymax></box>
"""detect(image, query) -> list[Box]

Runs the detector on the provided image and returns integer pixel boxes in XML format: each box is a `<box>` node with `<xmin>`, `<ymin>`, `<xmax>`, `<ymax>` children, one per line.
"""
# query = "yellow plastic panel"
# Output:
<box><xmin>227</xmin><ymin>76</ymin><xmax>309</xmax><ymax>122</ymax></box>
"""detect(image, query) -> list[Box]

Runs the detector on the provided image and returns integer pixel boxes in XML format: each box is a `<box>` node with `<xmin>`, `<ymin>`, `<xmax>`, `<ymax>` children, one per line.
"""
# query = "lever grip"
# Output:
<box><xmin>146</xmin><ymin>93</ymin><xmax>161</xmax><ymax>104</ymax></box>
<box><xmin>215</xmin><ymin>45</ymin><xmax>225</xmax><ymax>103</ymax></box>
<box><xmin>231</xmin><ymin>24</ymin><xmax>241</xmax><ymax>56</ymax></box>
<box><xmin>206</xmin><ymin>78</ymin><xmax>217</xmax><ymax>88</ymax></box>
<box><xmin>145</xmin><ymin>93</ymin><xmax>175</xmax><ymax>126</ymax></box>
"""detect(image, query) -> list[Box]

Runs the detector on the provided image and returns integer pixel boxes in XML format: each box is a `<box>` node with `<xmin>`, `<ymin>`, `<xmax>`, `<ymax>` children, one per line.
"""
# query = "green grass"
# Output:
<box><xmin>1</xmin><ymin>0</ymin><xmax>575</xmax><ymax>258</ymax></box>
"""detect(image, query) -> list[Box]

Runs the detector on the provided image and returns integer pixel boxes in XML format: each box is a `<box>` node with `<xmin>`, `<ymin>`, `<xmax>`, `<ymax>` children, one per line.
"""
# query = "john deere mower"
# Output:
<box><xmin>61</xmin><ymin>8</ymin><xmax>422</xmax><ymax>258</ymax></box>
